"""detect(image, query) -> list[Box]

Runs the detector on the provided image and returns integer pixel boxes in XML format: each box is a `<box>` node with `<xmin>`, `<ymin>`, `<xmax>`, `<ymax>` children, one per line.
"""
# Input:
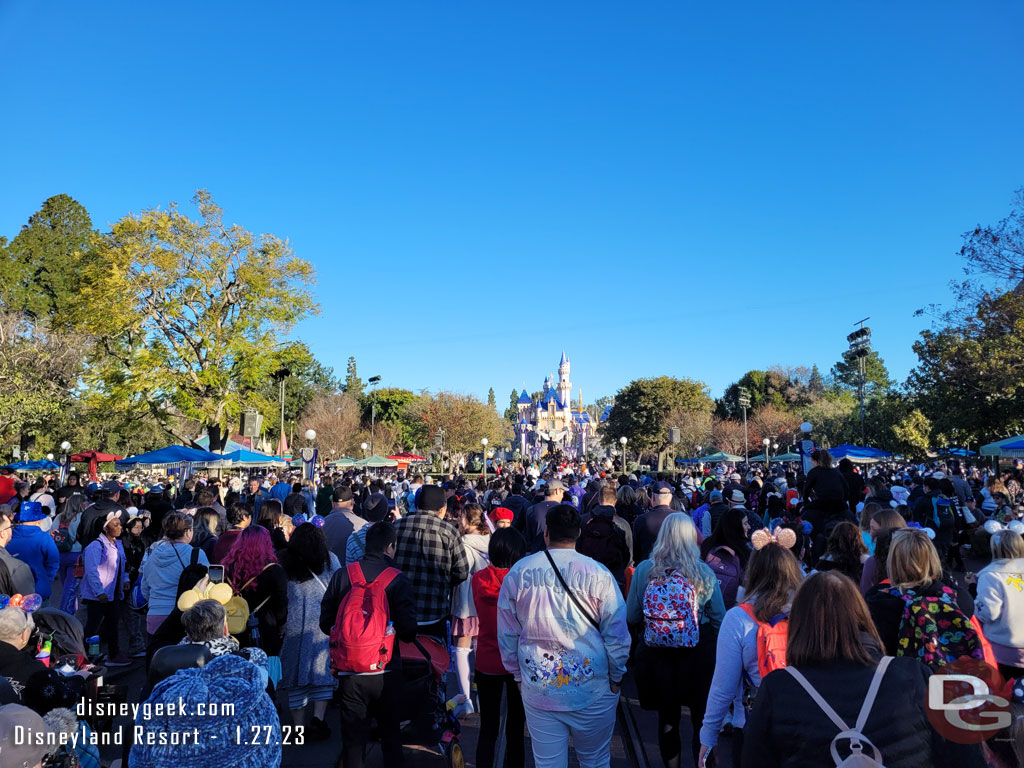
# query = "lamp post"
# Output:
<box><xmin>619</xmin><ymin>436</ymin><xmax>628</xmax><ymax>471</ymax></box>
<box><xmin>799</xmin><ymin>421</ymin><xmax>814</xmax><ymax>474</ymax></box>
<box><xmin>59</xmin><ymin>440</ymin><xmax>71</xmax><ymax>485</ymax></box>
<box><xmin>481</xmin><ymin>438</ymin><xmax>489</xmax><ymax>485</ymax></box>
<box><xmin>738</xmin><ymin>387</ymin><xmax>751</xmax><ymax>462</ymax></box>
<box><xmin>772</xmin><ymin>442</ymin><xmax>779</xmax><ymax>465</ymax></box>
<box><xmin>360</xmin><ymin>442</ymin><xmax>368</xmax><ymax>459</ymax></box>
<box><xmin>368</xmin><ymin>375</ymin><xmax>381</xmax><ymax>456</ymax></box>
<box><xmin>763</xmin><ymin>437</ymin><xmax>770</xmax><ymax>466</ymax></box>
<box><xmin>846</xmin><ymin>319</ymin><xmax>872</xmax><ymax>446</ymax></box>
<box><xmin>695</xmin><ymin>444</ymin><xmax>703</xmax><ymax>466</ymax></box>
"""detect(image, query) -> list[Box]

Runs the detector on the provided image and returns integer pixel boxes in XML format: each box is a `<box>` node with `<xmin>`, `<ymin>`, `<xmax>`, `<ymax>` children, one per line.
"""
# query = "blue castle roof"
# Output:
<box><xmin>517</xmin><ymin>389</ymin><xmax>532</xmax><ymax>405</ymax></box>
<box><xmin>540</xmin><ymin>387</ymin><xmax>566</xmax><ymax>410</ymax></box>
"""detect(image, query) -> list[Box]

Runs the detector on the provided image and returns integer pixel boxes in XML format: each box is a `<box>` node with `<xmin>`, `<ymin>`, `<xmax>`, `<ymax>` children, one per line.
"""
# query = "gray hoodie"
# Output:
<box><xmin>975</xmin><ymin>556</ymin><xmax>1024</xmax><ymax>665</ymax></box>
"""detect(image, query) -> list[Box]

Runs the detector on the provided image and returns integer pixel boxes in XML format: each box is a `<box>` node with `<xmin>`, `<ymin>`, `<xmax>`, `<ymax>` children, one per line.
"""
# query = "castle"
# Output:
<box><xmin>514</xmin><ymin>352</ymin><xmax>595</xmax><ymax>458</ymax></box>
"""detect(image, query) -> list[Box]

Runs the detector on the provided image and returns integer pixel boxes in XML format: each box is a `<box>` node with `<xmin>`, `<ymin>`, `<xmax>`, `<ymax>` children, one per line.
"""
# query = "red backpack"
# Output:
<box><xmin>739</xmin><ymin>602</ymin><xmax>788</xmax><ymax>678</ymax></box>
<box><xmin>329</xmin><ymin>563</ymin><xmax>400</xmax><ymax>674</ymax></box>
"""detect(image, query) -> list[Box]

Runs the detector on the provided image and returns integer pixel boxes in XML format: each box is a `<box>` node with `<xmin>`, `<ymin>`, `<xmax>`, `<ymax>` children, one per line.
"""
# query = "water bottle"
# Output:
<box><xmin>385</xmin><ymin>621</ymin><xmax>395</xmax><ymax>637</ymax></box>
<box><xmin>86</xmin><ymin>635</ymin><xmax>100</xmax><ymax>657</ymax></box>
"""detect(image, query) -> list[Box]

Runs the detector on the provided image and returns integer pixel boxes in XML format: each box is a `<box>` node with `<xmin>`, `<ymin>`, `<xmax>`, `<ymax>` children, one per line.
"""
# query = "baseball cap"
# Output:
<box><xmin>652</xmin><ymin>481</ymin><xmax>673</xmax><ymax>494</ymax></box>
<box><xmin>545</xmin><ymin>479</ymin><xmax>565</xmax><ymax>493</ymax></box>
<box><xmin>709</xmin><ymin>490</ymin><xmax>723</xmax><ymax>503</ymax></box>
<box><xmin>730</xmin><ymin>472</ymin><xmax>741</xmax><ymax>481</ymax></box>
<box><xmin>417</xmin><ymin>485</ymin><xmax>447</xmax><ymax>512</ymax></box>
<box><xmin>101</xmin><ymin>480</ymin><xmax>121</xmax><ymax>493</ymax></box>
<box><xmin>333</xmin><ymin>486</ymin><xmax>354</xmax><ymax>503</ymax></box>
<box><xmin>0</xmin><ymin>704</ymin><xmax>52</xmax><ymax>768</ymax></box>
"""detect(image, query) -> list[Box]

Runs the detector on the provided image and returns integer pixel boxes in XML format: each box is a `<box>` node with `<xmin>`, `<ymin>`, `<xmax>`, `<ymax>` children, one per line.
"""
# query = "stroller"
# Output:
<box><xmin>395</xmin><ymin>635</ymin><xmax>464</xmax><ymax>768</ymax></box>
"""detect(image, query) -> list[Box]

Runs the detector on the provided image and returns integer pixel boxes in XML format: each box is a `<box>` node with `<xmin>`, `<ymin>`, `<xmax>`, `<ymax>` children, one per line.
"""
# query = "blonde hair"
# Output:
<box><xmin>649</xmin><ymin>513</ymin><xmax>717</xmax><ymax>602</ymax></box>
<box><xmin>887</xmin><ymin>529</ymin><xmax>942</xmax><ymax>588</ymax></box>
<box><xmin>992</xmin><ymin>529</ymin><xmax>1024</xmax><ymax>561</ymax></box>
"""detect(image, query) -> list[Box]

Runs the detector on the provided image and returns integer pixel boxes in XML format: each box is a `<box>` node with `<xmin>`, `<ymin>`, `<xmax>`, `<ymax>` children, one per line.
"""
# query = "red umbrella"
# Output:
<box><xmin>388</xmin><ymin>453</ymin><xmax>427</xmax><ymax>462</ymax></box>
<box><xmin>69</xmin><ymin>450</ymin><xmax>123</xmax><ymax>480</ymax></box>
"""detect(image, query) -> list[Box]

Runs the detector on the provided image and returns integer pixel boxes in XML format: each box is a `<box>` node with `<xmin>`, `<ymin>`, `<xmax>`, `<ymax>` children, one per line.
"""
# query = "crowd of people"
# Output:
<box><xmin>0</xmin><ymin>449</ymin><xmax>1022</xmax><ymax>768</ymax></box>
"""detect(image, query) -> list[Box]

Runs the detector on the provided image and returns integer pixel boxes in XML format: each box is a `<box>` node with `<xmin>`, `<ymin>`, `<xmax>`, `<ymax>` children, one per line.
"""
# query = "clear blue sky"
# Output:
<box><xmin>2</xmin><ymin>1</ymin><xmax>1022</xmax><ymax>405</ymax></box>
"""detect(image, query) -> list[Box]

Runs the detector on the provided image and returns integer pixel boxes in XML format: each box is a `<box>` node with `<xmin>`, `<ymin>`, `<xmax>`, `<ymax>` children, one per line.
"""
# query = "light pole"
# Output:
<box><xmin>772</xmin><ymin>442</ymin><xmax>779</xmax><ymax>466</ymax></box>
<box><xmin>619</xmin><ymin>436</ymin><xmax>628</xmax><ymax>472</ymax></box>
<box><xmin>738</xmin><ymin>387</ymin><xmax>751</xmax><ymax>462</ymax></box>
<box><xmin>695</xmin><ymin>444</ymin><xmax>703</xmax><ymax>466</ymax></box>
<box><xmin>763</xmin><ymin>438</ymin><xmax>770</xmax><ymax>467</ymax></box>
<box><xmin>846</xmin><ymin>319</ymin><xmax>871</xmax><ymax>446</ymax></box>
<box><xmin>368</xmin><ymin>375</ymin><xmax>381</xmax><ymax>456</ymax></box>
<box><xmin>59</xmin><ymin>440</ymin><xmax>71</xmax><ymax>486</ymax></box>
<box><xmin>360</xmin><ymin>442</ymin><xmax>368</xmax><ymax>459</ymax></box>
<box><xmin>800</xmin><ymin>421</ymin><xmax>813</xmax><ymax>474</ymax></box>
<box><xmin>481</xmin><ymin>438</ymin><xmax>489</xmax><ymax>485</ymax></box>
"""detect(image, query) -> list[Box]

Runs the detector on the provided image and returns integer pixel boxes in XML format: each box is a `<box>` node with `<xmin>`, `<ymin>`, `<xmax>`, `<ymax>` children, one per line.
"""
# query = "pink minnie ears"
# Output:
<box><xmin>751</xmin><ymin>527</ymin><xmax>797</xmax><ymax>551</ymax></box>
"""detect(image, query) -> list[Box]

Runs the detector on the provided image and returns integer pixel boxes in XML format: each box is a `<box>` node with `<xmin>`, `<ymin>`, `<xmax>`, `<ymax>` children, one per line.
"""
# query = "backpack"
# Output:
<box><xmin>576</xmin><ymin>515</ymin><xmax>629</xmax><ymax>571</ymax></box>
<box><xmin>739</xmin><ymin>603</ymin><xmax>789</xmax><ymax>678</ymax></box>
<box><xmin>224</xmin><ymin>562</ymin><xmax>272</xmax><ymax>636</ymax></box>
<box><xmin>642</xmin><ymin>570</ymin><xmax>700</xmax><ymax>648</ymax></box>
<box><xmin>705</xmin><ymin>546</ymin><xmax>742</xmax><ymax>608</ymax></box>
<box><xmin>931</xmin><ymin>495</ymin><xmax>954</xmax><ymax>530</ymax></box>
<box><xmin>52</xmin><ymin>523</ymin><xmax>73</xmax><ymax>554</ymax></box>
<box><xmin>329</xmin><ymin>562</ymin><xmax>400</xmax><ymax>674</ymax></box>
<box><xmin>786</xmin><ymin>656</ymin><xmax>893</xmax><ymax>767</ymax></box>
<box><xmin>889</xmin><ymin>585</ymin><xmax>984</xmax><ymax>670</ymax></box>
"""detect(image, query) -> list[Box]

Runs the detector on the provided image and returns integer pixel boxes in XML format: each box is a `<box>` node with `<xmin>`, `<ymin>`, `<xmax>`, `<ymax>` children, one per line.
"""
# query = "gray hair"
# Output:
<box><xmin>181</xmin><ymin>599</ymin><xmax>226</xmax><ymax>642</ymax></box>
<box><xmin>0</xmin><ymin>606</ymin><xmax>33</xmax><ymax>642</ymax></box>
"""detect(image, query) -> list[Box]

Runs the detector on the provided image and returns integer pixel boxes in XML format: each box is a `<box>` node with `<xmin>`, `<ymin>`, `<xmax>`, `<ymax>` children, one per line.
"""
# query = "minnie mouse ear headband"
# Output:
<box><xmin>750</xmin><ymin>527</ymin><xmax>797</xmax><ymax>550</ymax></box>
<box><xmin>984</xmin><ymin>519</ymin><xmax>1024</xmax><ymax>535</ymax></box>
<box><xmin>903</xmin><ymin>521</ymin><xmax>936</xmax><ymax>540</ymax></box>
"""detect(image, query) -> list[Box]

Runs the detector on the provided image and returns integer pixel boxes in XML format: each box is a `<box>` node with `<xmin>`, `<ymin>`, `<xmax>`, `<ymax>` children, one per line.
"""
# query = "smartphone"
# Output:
<box><xmin>208</xmin><ymin>565</ymin><xmax>225</xmax><ymax>584</ymax></box>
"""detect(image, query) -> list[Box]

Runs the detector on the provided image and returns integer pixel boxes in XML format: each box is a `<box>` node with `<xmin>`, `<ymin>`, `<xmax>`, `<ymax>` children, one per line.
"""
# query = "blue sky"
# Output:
<box><xmin>2</xmin><ymin>1</ymin><xmax>1022</xmax><ymax>405</ymax></box>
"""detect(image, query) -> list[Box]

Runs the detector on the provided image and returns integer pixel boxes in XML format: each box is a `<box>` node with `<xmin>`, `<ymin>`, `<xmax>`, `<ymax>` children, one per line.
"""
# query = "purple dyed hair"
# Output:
<box><xmin>223</xmin><ymin>524</ymin><xmax>278</xmax><ymax>590</ymax></box>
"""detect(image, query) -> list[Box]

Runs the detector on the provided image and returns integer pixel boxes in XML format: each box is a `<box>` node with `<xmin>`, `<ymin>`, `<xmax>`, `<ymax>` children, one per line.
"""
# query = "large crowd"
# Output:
<box><xmin>0</xmin><ymin>448</ymin><xmax>1022</xmax><ymax>768</ymax></box>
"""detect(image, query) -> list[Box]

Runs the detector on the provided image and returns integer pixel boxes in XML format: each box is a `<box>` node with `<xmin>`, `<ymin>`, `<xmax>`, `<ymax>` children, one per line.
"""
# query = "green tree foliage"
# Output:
<box><xmin>910</xmin><ymin>291</ymin><xmax>1024</xmax><ymax>442</ymax></box>
<box><xmin>343</xmin><ymin>357</ymin><xmax>363</xmax><ymax>396</ymax></box>
<box><xmin>259</xmin><ymin>343</ymin><xmax>339</xmax><ymax>440</ymax></box>
<box><xmin>358</xmin><ymin>387</ymin><xmax>419</xmax><ymax>447</ymax></box>
<box><xmin>890</xmin><ymin>408</ymin><xmax>932</xmax><ymax>459</ymax></box>
<box><xmin>808</xmin><ymin>364</ymin><xmax>825</xmax><ymax>395</ymax></box>
<box><xmin>717</xmin><ymin>369</ymin><xmax>794</xmax><ymax>418</ymax></box>
<box><xmin>504</xmin><ymin>388</ymin><xmax>520</xmax><ymax>423</ymax></box>
<box><xmin>0</xmin><ymin>194</ymin><xmax>96</xmax><ymax>322</ymax></box>
<box><xmin>0</xmin><ymin>313</ymin><xmax>84</xmax><ymax>447</ymax></box>
<box><xmin>77</xmin><ymin>190</ymin><xmax>317</xmax><ymax>451</ymax></box>
<box><xmin>487</xmin><ymin>387</ymin><xmax>496</xmax><ymax>409</ymax></box>
<box><xmin>830</xmin><ymin>349</ymin><xmax>891</xmax><ymax>397</ymax></box>
<box><xmin>604</xmin><ymin>376</ymin><xmax>713</xmax><ymax>465</ymax></box>
<box><xmin>404</xmin><ymin>391</ymin><xmax>511</xmax><ymax>472</ymax></box>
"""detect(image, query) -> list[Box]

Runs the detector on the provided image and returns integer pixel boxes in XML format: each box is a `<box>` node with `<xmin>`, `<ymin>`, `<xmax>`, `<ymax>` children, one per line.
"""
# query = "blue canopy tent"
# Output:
<box><xmin>116</xmin><ymin>445</ymin><xmax>225</xmax><ymax>468</ymax></box>
<box><xmin>998</xmin><ymin>439</ymin><xmax>1024</xmax><ymax>458</ymax></box>
<box><xmin>222</xmin><ymin>449</ymin><xmax>287</xmax><ymax>467</ymax></box>
<box><xmin>2</xmin><ymin>459</ymin><xmax>61</xmax><ymax>471</ymax></box>
<box><xmin>828</xmin><ymin>444</ymin><xmax>892</xmax><ymax>463</ymax></box>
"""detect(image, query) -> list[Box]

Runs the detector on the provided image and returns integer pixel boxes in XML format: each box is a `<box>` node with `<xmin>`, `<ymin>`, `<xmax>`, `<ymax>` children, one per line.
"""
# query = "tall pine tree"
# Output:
<box><xmin>343</xmin><ymin>356</ymin><xmax>363</xmax><ymax>396</ymax></box>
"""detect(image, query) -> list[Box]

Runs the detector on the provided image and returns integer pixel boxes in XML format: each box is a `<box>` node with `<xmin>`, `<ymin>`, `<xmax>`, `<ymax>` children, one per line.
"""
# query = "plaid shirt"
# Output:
<box><xmin>394</xmin><ymin>510</ymin><xmax>470</xmax><ymax>624</ymax></box>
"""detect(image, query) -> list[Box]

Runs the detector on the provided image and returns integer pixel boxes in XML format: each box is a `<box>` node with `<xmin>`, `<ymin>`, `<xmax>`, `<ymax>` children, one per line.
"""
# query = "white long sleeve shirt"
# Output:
<box><xmin>496</xmin><ymin>548</ymin><xmax>629</xmax><ymax>712</ymax></box>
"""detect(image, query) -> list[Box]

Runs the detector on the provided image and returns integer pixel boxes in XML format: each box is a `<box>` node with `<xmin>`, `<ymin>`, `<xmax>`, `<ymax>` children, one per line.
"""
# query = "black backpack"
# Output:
<box><xmin>576</xmin><ymin>515</ymin><xmax>630</xmax><ymax>571</ymax></box>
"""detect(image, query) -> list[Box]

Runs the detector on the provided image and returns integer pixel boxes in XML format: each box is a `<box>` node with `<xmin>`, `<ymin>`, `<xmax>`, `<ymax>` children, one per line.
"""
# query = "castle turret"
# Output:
<box><xmin>557</xmin><ymin>351</ymin><xmax>572</xmax><ymax>410</ymax></box>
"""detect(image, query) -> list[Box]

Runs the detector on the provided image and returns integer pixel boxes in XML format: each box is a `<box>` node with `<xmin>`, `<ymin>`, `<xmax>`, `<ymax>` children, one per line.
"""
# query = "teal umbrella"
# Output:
<box><xmin>357</xmin><ymin>455</ymin><xmax>399</xmax><ymax>468</ymax></box>
<box><xmin>699</xmin><ymin>451</ymin><xmax>744</xmax><ymax>463</ymax></box>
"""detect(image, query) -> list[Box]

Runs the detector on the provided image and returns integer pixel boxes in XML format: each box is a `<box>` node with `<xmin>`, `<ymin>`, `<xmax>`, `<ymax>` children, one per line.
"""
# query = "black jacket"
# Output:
<box><xmin>231</xmin><ymin>563</ymin><xmax>288</xmax><ymax>657</ymax></box>
<box><xmin>318</xmin><ymin>553</ymin><xmax>417</xmax><ymax>671</ymax></box>
<box><xmin>742</xmin><ymin>658</ymin><xmax>963</xmax><ymax>768</ymax></box>
<box><xmin>524</xmin><ymin>500</ymin><xmax>559</xmax><ymax>553</ymax></box>
<box><xmin>803</xmin><ymin>466</ymin><xmax>849</xmax><ymax>504</ymax></box>
<box><xmin>78</xmin><ymin>499</ymin><xmax>129</xmax><ymax>547</ymax></box>
<box><xmin>633</xmin><ymin>505</ymin><xmax>674</xmax><ymax>564</ymax></box>
<box><xmin>0</xmin><ymin>640</ymin><xmax>84</xmax><ymax>713</ymax></box>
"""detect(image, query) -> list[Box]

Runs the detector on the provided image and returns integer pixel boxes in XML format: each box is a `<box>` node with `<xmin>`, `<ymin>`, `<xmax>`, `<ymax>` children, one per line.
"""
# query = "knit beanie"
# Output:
<box><xmin>128</xmin><ymin>653</ymin><xmax>280</xmax><ymax>768</ymax></box>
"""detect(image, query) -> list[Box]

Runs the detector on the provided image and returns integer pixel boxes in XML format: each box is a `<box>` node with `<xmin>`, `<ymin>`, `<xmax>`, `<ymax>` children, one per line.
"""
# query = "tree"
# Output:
<box><xmin>802</xmin><ymin>390</ymin><xmax>858</xmax><ymax>449</ymax></box>
<box><xmin>711</xmin><ymin>417</ymin><xmax>747</xmax><ymax>457</ymax></box>
<box><xmin>890</xmin><ymin>408</ymin><xmax>932</xmax><ymax>459</ymax></box>
<box><xmin>298</xmin><ymin>393</ymin><xmax>362</xmax><ymax>458</ymax></box>
<box><xmin>404</xmin><ymin>391</ymin><xmax>511</xmax><ymax>473</ymax></box>
<box><xmin>717</xmin><ymin>369</ymin><xmax>789</xmax><ymax>418</ymax></box>
<box><xmin>666</xmin><ymin>408</ymin><xmax>712</xmax><ymax>462</ymax></box>
<box><xmin>0</xmin><ymin>312</ymin><xmax>85</xmax><ymax>446</ymax></box>
<box><xmin>77</xmin><ymin>190</ymin><xmax>317</xmax><ymax>451</ymax></box>
<box><xmin>910</xmin><ymin>290</ymin><xmax>1024</xmax><ymax>442</ymax></box>
<box><xmin>487</xmin><ymin>387</ymin><xmax>496</xmax><ymax>409</ymax></box>
<box><xmin>259</xmin><ymin>343</ymin><xmax>339</xmax><ymax>441</ymax></box>
<box><xmin>359</xmin><ymin>387</ymin><xmax>419</xmax><ymax>449</ymax></box>
<box><xmin>808</xmin><ymin>364</ymin><xmax>825</xmax><ymax>396</ymax></box>
<box><xmin>830</xmin><ymin>349</ymin><xmax>891</xmax><ymax>397</ymax></box>
<box><xmin>504</xmin><ymin>388</ymin><xmax>521</xmax><ymax>423</ymax></box>
<box><xmin>749</xmin><ymin>404</ymin><xmax>801</xmax><ymax>450</ymax></box>
<box><xmin>343</xmin><ymin>357</ymin><xmax>363</xmax><ymax>396</ymax></box>
<box><xmin>0</xmin><ymin>194</ymin><xmax>96</xmax><ymax>322</ymax></box>
<box><xmin>603</xmin><ymin>376</ymin><xmax>713</xmax><ymax>469</ymax></box>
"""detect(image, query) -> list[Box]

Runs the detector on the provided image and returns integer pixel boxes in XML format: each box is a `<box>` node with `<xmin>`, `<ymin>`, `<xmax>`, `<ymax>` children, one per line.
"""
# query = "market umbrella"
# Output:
<box><xmin>116</xmin><ymin>445</ymin><xmax>224</xmax><ymax>468</ymax></box>
<box><xmin>70</xmin><ymin>450</ymin><xmax>124</xmax><ymax>479</ymax></box>
<box><xmin>221</xmin><ymin>449</ymin><xmax>287</xmax><ymax>467</ymax></box>
<box><xmin>2</xmin><ymin>459</ymin><xmax>60</xmax><ymax>471</ymax></box>
<box><xmin>328</xmin><ymin>458</ymin><xmax>357</xmax><ymax>467</ymax></box>
<box><xmin>388</xmin><ymin>453</ymin><xmax>427</xmax><ymax>462</ymax></box>
<box><xmin>356</xmin><ymin>455</ymin><xmax>399</xmax><ymax>468</ymax></box>
<box><xmin>698</xmin><ymin>451</ymin><xmax>744</xmax><ymax>463</ymax></box>
<box><xmin>771</xmin><ymin>452</ymin><xmax>801</xmax><ymax>462</ymax></box>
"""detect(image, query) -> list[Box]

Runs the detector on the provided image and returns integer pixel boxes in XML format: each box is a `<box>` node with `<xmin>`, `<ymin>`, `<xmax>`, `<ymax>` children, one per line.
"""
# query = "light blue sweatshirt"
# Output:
<box><xmin>497</xmin><ymin>548</ymin><xmax>630</xmax><ymax>712</ymax></box>
<box><xmin>700</xmin><ymin>604</ymin><xmax>763</xmax><ymax>748</ymax></box>
<box><xmin>140</xmin><ymin>540</ymin><xmax>210</xmax><ymax>617</ymax></box>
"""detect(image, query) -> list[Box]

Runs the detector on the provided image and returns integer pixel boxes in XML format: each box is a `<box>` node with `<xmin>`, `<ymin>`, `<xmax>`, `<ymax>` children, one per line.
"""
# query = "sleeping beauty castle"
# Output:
<box><xmin>514</xmin><ymin>352</ymin><xmax>596</xmax><ymax>458</ymax></box>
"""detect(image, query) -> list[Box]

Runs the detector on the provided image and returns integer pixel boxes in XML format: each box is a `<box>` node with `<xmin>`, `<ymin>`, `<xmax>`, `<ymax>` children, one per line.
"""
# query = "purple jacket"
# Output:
<box><xmin>81</xmin><ymin>534</ymin><xmax>127</xmax><ymax>601</ymax></box>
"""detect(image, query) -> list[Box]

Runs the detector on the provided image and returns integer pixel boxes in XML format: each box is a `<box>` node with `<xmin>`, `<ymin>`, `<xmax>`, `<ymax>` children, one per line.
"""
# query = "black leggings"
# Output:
<box><xmin>83</xmin><ymin>598</ymin><xmax>120</xmax><ymax>658</ymax></box>
<box><xmin>476</xmin><ymin>671</ymin><xmax>525</xmax><ymax>768</ymax></box>
<box><xmin>657</xmin><ymin>701</ymin><xmax>705</xmax><ymax>768</ymax></box>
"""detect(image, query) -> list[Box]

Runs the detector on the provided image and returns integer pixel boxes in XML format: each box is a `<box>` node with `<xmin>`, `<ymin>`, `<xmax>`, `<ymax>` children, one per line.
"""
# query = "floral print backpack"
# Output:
<box><xmin>642</xmin><ymin>570</ymin><xmax>700</xmax><ymax>648</ymax></box>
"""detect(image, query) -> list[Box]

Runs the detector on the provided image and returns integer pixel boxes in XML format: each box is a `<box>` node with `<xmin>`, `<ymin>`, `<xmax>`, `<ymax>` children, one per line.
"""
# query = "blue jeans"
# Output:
<box><xmin>58</xmin><ymin>551</ymin><xmax>80</xmax><ymax>614</ymax></box>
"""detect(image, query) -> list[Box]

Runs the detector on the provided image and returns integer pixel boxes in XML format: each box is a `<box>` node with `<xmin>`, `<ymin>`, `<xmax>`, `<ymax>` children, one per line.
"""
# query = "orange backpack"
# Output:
<box><xmin>739</xmin><ymin>602</ymin><xmax>788</xmax><ymax>678</ymax></box>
